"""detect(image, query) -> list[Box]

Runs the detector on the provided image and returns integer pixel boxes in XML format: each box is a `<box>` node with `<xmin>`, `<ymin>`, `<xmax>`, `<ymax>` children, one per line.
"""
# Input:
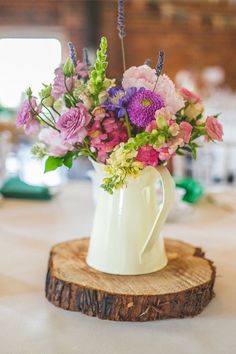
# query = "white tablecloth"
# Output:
<box><xmin>0</xmin><ymin>181</ymin><xmax>236</xmax><ymax>354</ymax></box>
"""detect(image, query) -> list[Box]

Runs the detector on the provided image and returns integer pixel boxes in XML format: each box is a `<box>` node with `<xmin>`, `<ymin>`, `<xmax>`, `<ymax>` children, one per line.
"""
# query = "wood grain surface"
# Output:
<box><xmin>45</xmin><ymin>238</ymin><xmax>215</xmax><ymax>321</ymax></box>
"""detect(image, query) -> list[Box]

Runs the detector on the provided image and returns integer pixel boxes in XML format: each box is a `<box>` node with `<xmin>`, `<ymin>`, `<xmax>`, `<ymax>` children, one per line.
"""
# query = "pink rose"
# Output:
<box><xmin>179</xmin><ymin>121</ymin><xmax>193</xmax><ymax>143</ymax></box>
<box><xmin>56</xmin><ymin>103</ymin><xmax>91</xmax><ymax>144</ymax></box>
<box><xmin>179</xmin><ymin>87</ymin><xmax>201</xmax><ymax>104</ymax></box>
<box><xmin>39</xmin><ymin>128</ymin><xmax>73</xmax><ymax>157</ymax></box>
<box><xmin>205</xmin><ymin>116</ymin><xmax>223</xmax><ymax>141</ymax></box>
<box><xmin>136</xmin><ymin>145</ymin><xmax>159</xmax><ymax>167</ymax></box>
<box><xmin>16</xmin><ymin>97</ymin><xmax>40</xmax><ymax>135</ymax></box>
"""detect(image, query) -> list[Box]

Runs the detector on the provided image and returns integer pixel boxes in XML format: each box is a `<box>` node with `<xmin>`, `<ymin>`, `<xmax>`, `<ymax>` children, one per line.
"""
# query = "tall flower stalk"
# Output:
<box><xmin>117</xmin><ymin>0</ymin><xmax>126</xmax><ymax>71</ymax></box>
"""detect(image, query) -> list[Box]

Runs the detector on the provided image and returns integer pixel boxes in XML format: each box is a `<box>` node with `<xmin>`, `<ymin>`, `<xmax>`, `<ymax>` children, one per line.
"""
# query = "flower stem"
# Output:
<box><xmin>152</xmin><ymin>77</ymin><xmax>159</xmax><ymax>92</ymax></box>
<box><xmin>51</xmin><ymin>105</ymin><xmax>61</xmax><ymax>116</ymax></box>
<box><xmin>120</xmin><ymin>37</ymin><xmax>126</xmax><ymax>72</ymax></box>
<box><xmin>41</xmin><ymin>98</ymin><xmax>56</xmax><ymax>123</ymax></box>
<box><xmin>124</xmin><ymin>112</ymin><xmax>131</xmax><ymax>138</ymax></box>
<box><xmin>64</xmin><ymin>76</ymin><xmax>77</xmax><ymax>106</ymax></box>
<box><xmin>28</xmin><ymin>99</ymin><xmax>59</xmax><ymax>131</ymax></box>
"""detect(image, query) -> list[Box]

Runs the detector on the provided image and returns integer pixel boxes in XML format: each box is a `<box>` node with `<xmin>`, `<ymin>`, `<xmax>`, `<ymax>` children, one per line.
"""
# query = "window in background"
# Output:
<box><xmin>0</xmin><ymin>38</ymin><xmax>62</xmax><ymax>108</ymax></box>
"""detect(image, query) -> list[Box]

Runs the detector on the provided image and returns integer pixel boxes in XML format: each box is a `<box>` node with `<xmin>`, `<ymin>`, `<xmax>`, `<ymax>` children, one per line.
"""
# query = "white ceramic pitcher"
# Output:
<box><xmin>87</xmin><ymin>161</ymin><xmax>175</xmax><ymax>275</ymax></box>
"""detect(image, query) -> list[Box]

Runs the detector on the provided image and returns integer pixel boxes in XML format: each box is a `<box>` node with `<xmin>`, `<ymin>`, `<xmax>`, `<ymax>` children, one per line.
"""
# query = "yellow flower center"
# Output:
<box><xmin>141</xmin><ymin>98</ymin><xmax>152</xmax><ymax>107</ymax></box>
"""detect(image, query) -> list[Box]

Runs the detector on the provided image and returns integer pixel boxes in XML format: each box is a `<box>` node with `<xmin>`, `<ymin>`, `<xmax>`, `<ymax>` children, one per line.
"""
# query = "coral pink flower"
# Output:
<box><xmin>136</xmin><ymin>145</ymin><xmax>159</xmax><ymax>167</ymax></box>
<box><xmin>92</xmin><ymin>107</ymin><xmax>107</xmax><ymax>121</ymax></box>
<box><xmin>155</xmin><ymin>107</ymin><xmax>176</xmax><ymax>122</ymax></box>
<box><xmin>39</xmin><ymin>128</ymin><xmax>73</xmax><ymax>157</ymax></box>
<box><xmin>88</xmin><ymin>112</ymin><xmax>128</xmax><ymax>163</ymax></box>
<box><xmin>179</xmin><ymin>87</ymin><xmax>201</xmax><ymax>104</ymax></box>
<box><xmin>56</xmin><ymin>103</ymin><xmax>91</xmax><ymax>144</ymax></box>
<box><xmin>205</xmin><ymin>116</ymin><xmax>223</xmax><ymax>141</ymax></box>
<box><xmin>122</xmin><ymin>65</ymin><xmax>156</xmax><ymax>91</ymax></box>
<box><xmin>16</xmin><ymin>97</ymin><xmax>40</xmax><ymax>135</ymax></box>
<box><xmin>179</xmin><ymin>121</ymin><xmax>192</xmax><ymax>143</ymax></box>
<box><xmin>158</xmin><ymin>147</ymin><xmax>175</xmax><ymax>161</ymax></box>
<box><xmin>146</xmin><ymin>120</ymin><xmax>157</xmax><ymax>132</ymax></box>
<box><xmin>154</xmin><ymin>74</ymin><xmax>184</xmax><ymax>114</ymax></box>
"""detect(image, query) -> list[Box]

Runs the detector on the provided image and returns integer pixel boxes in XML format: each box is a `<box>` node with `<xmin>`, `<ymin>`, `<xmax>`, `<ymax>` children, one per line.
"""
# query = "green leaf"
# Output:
<box><xmin>44</xmin><ymin>156</ymin><xmax>63</xmax><ymax>172</ymax></box>
<box><xmin>63</xmin><ymin>154</ymin><xmax>73</xmax><ymax>169</ymax></box>
<box><xmin>64</xmin><ymin>93</ymin><xmax>74</xmax><ymax>108</ymax></box>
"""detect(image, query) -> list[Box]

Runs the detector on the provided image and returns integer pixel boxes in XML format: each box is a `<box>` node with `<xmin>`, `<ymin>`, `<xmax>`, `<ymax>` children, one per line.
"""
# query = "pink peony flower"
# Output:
<box><xmin>122</xmin><ymin>65</ymin><xmax>156</xmax><ymax>91</ymax></box>
<box><xmin>136</xmin><ymin>145</ymin><xmax>159</xmax><ymax>167</ymax></box>
<box><xmin>179</xmin><ymin>87</ymin><xmax>201</xmax><ymax>104</ymax></box>
<box><xmin>122</xmin><ymin>66</ymin><xmax>184</xmax><ymax>114</ymax></box>
<box><xmin>205</xmin><ymin>116</ymin><xmax>223</xmax><ymax>141</ymax></box>
<box><xmin>179</xmin><ymin>121</ymin><xmax>193</xmax><ymax>143</ymax></box>
<box><xmin>39</xmin><ymin>128</ymin><xmax>73</xmax><ymax>157</ymax></box>
<box><xmin>16</xmin><ymin>97</ymin><xmax>40</xmax><ymax>135</ymax></box>
<box><xmin>154</xmin><ymin>74</ymin><xmax>184</xmax><ymax>114</ymax></box>
<box><xmin>56</xmin><ymin>103</ymin><xmax>91</xmax><ymax>144</ymax></box>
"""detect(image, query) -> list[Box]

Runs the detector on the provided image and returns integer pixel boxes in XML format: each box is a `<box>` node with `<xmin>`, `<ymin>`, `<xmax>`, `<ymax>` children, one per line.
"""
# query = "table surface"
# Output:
<box><xmin>0</xmin><ymin>181</ymin><xmax>236</xmax><ymax>354</ymax></box>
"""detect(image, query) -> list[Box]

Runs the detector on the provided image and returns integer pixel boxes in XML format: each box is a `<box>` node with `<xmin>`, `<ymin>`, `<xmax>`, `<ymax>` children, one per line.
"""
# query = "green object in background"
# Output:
<box><xmin>175</xmin><ymin>177</ymin><xmax>204</xmax><ymax>204</ymax></box>
<box><xmin>0</xmin><ymin>177</ymin><xmax>52</xmax><ymax>200</ymax></box>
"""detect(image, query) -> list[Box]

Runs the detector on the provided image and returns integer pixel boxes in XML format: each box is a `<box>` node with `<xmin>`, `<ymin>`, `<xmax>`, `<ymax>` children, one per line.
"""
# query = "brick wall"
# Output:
<box><xmin>98</xmin><ymin>0</ymin><xmax>236</xmax><ymax>88</ymax></box>
<box><xmin>0</xmin><ymin>0</ymin><xmax>236</xmax><ymax>88</ymax></box>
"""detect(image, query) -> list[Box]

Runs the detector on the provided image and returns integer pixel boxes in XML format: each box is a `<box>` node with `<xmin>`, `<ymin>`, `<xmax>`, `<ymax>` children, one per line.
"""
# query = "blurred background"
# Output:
<box><xmin>0</xmin><ymin>0</ymin><xmax>236</xmax><ymax>192</ymax></box>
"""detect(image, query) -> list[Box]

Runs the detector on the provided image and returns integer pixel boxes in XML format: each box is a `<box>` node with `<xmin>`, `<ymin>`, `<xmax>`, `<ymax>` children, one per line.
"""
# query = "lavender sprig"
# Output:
<box><xmin>68</xmin><ymin>42</ymin><xmax>77</xmax><ymax>67</ymax></box>
<box><xmin>153</xmin><ymin>50</ymin><xmax>165</xmax><ymax>92</ymax></box>
<box><xmin>82</xmin><ymin>47</ymin><xmax>91</xmax><ymax>68</ymax></box>
<box><xmin>117</xmin><ymin>0</ymin><xmax>126</xmax><ymax>38</ymax></box>
<box><xmin>144</xmin><ymin>58</ymin><xmax>151</xmax><ymax>66</ymax></box>
<box><xmin>155</xmin><ymin>50</ymin><xmax>165</xmax><ymax>77</ymax></box>
<box><xmin>117</xmin><ymin>0</ymin><xmax>126</xmax><ymax>71</ymax></box>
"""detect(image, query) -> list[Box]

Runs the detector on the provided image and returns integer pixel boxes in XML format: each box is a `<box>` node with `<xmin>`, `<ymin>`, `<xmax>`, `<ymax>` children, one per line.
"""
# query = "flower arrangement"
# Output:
<box><xmin>16</xmin><ymin>1</ymin><xmax>223</xmax><ymax>194</ymax></box>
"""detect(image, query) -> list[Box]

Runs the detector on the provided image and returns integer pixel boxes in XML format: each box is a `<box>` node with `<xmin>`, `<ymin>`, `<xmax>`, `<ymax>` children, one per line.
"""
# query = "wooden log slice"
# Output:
<box><xmin>45</xmin><ymin>238</ymin><xmax>215</xmax><ymax>321</ymax></box>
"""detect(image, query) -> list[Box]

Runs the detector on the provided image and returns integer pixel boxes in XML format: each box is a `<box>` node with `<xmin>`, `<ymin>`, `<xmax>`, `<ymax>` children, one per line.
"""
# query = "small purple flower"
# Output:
<box><xmin>16</xmin><ymin>97</ymin><xmax>40</xmax><ymax>135</ymax></box>
<box><xmin>68</xmin><ymin>42</ymin><xmax>77</xmax><ymax>67</ymax></box>
<box><xmin>56</xmin><ymin>103</ymin><xmax>91</xmax><ymax>144</ymax></box>
<box><xmin>104</xmin><ymin>86</ymin><xmax>136</xmax><ymax>118</ymax></box>
<box><xmin>127</xmin><ymin>87</ymin><xmax>165</xmax><ymax>128</ymax></box>
<box><xmin>82</xmin><ymin>47</ymin><xmax>91</xmax><ymax>68</ymax></box>
<box><xmin>117</xmin><ymin>0</ymin><xmax>126</xmax><ymax>38</ymax></box>
<box><xmin>155</xmin><ymin>50</ymin><xmax>165</xmax><ymax>77</ymax></box>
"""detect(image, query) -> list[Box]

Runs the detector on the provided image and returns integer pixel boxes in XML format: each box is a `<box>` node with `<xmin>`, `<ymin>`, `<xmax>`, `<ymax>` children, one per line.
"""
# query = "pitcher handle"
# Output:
<box><xmin>139</xmin><ymin>165</ymin><xmax>175</xmax><ymax>262</ymax></box>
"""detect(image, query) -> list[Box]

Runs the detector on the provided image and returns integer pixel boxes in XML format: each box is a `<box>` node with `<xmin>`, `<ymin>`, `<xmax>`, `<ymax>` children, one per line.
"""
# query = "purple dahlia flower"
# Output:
<box><xmin>127</xmin><ymin>87</ymin><xmax>165</xmax><ymax>128</ymax></box>
<box><xmin>104</xmin><ymin>86</ymin><xmax>136</xmax><ymax>118</ymax></box>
